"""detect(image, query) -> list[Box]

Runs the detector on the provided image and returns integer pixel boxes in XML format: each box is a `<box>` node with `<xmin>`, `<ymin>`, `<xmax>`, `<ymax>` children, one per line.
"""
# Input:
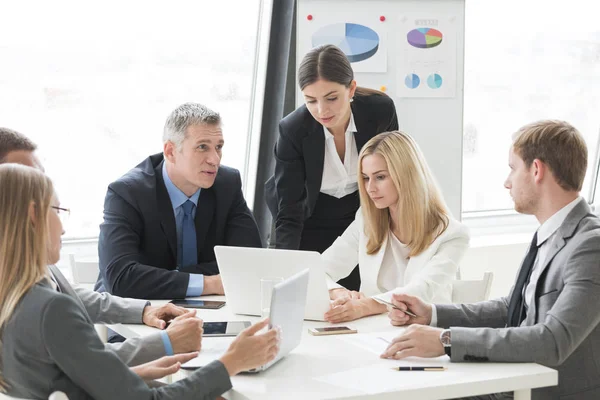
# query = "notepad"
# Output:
<box><xmin>314</xmin><ymin>365</ymin><xmax>401</xmax><ymax>394</ymax></box>
<box><xmin>338</xmin><ymin>331</ymin><xmax>399</xmax><ymax>355</ymax></box>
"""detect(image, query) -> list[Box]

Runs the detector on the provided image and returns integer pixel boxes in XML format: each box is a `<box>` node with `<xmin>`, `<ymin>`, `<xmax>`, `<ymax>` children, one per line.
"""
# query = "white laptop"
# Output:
<box><xmin>254</xmin><ymin>268</ymin><xmax>308</xmax><ymax>371</ymax></box>
<box><xmin>215</xmin><ymin>246</ymin><xmax>330</xmax><ymax>321</ymax></box>
<box><xmin>182</xmin><ymin>268</ymin><xmax>309</xmax><ymax>372</ymax></box>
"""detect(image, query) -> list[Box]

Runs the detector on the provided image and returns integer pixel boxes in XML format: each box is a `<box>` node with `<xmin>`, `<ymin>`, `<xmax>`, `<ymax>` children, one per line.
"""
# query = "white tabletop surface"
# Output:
<box><xmin>108</xmin><ymin>296</ymin><xmax>557</xmax><ymax>400</ymax></box>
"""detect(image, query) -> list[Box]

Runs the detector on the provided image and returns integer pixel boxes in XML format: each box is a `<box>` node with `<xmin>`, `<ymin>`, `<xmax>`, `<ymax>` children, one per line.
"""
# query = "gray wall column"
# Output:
<box><xmin>252</xmin><ymin>0</ymin><xmax>296</xmax><ymax>246</ymax></box>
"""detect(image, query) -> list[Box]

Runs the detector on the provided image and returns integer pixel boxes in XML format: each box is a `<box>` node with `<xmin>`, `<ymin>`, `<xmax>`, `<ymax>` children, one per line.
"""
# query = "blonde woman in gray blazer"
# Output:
<box><xmin>0</xmin><ymin>164</ymin><xmax>279</xmax><ymax>400</ymax></box>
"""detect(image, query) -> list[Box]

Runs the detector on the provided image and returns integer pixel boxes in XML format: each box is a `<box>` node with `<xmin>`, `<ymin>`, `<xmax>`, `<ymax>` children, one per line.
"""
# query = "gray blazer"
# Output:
<box><xmin>2</xmin><ymin>281</ymin><xmax>232</xmax><ymax>400</ymax></box>
<box><xmin>437</xmin><ymin>200</ymin><xmax>600</xmax><ymax>400</ymax></box>
<box><xmin>48</xmin><ymin>265</ymin><xmax>166</xmax><ymax>366</ymax></box>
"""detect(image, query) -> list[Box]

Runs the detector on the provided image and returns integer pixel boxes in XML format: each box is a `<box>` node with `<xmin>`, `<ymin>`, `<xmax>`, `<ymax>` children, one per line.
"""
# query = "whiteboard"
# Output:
<box><xmin>296</xmin><ymin>0</ymin><xmax>465</xmax><ymax>218</ymax></box>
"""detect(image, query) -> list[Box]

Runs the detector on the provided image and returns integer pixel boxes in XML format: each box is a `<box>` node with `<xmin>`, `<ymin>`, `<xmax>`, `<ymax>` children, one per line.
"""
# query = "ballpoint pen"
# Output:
<box><xmin>392</xmin><ymin>366</ymin><xmax>446</xmax><ymax>371</ymax></box>
<box><xmin>376</xmin><ymin>298</ymin><xmax>418</xmax><ymax>317</ymax></box>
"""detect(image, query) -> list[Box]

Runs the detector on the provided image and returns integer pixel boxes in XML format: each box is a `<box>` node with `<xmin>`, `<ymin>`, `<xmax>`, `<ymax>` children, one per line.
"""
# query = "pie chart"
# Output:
<box><xmin>427</xmin><ymin>74</ymin><xmax>443</xmax><ymax>89</ymax></box>
<box><xmin>312</xmin><ymin>23</ymin><xmax>379</xmax><ymax>63</ymax></box>
<box><xmin>407</xmin><ymin>28</ymin><xmax>443</xmax><ymax>49</ymax></box>
<box><xmin>405</xmin><ymin>73</ymin><xmax>420</xmax><ymax>89</ymax></box>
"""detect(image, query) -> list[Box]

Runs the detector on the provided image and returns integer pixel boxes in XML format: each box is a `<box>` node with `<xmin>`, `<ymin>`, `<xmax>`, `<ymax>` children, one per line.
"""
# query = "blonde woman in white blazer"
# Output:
<box><xmin>322</xmin><ymin>131</ymin><xmax>470</xmax><ymax>323</ymax></box>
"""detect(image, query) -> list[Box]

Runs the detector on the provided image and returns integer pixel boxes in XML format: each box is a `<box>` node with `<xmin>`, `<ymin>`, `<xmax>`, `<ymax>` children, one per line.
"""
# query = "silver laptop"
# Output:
<box><xmin>215</xmin><ymin>246</ymin><xmax>330</xmax><ymax>321</ymax></box>
<box><xmin>182</xmin><ymin>268</ymin><xmax>309</xmax><ymax>372</ymax></box>
<box><xmin>253</xmin><ymin>268</ymin><xmax>309</xmax><ymax>372</ymax></box>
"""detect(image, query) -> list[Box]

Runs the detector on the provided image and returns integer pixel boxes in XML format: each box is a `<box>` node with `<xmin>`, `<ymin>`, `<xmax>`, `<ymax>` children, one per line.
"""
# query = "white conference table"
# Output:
<box><xmin>108</xmin><ymin>296</ymin><xmax>557</xmax><ymax>400</ymax></box>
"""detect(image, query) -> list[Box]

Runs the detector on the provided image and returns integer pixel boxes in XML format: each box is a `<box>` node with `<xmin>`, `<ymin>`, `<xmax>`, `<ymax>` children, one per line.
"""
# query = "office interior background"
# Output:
<box><xmin>1</xmin><ymin>0</ymin><xmax>599</xmax><ymax>299</ymax></box>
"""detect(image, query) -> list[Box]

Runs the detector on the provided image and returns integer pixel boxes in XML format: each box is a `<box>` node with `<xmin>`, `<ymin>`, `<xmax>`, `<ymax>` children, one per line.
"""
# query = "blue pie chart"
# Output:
<box><xmin>405</xmin><ymin>73</ymin><xmax>420</xmax><ymax>89</ymax></box>
<box><xmin>427</xmin><ymin>74</ymin><xmax>443</xmax><ymax>89</ymax></box>
<box><xmin>312</xmin><ymin>23</ymin><xmax>379</xmax><ymax>63</ymax></box>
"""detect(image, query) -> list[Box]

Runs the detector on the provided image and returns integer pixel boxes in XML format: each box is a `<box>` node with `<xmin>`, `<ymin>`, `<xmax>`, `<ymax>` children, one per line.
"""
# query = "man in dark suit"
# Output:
<box><xmin>96</xmin><ymin>103</ymin><xmax>263</xmax><ymax>299</ymax></box>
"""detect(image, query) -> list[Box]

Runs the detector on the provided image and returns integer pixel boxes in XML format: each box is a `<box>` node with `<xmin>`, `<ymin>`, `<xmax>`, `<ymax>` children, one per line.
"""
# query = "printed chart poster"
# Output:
<box><xmin>397</xmin><ymin>15</ymin><xmax>457</xmax><ymax>98</ymax></box>
<box><xmin>297</xmin><ymin>2</ymin><xmax>388</xmax><ymax>73</ymax></box>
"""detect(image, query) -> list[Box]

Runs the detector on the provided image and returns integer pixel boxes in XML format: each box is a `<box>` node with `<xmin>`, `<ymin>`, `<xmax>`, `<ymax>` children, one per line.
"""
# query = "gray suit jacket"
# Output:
<box><xmin>2</xmin><ymin>281</ymin><xmax>232</xmax><ymax>400</ymax></box>
<box><xmin>48</xmin><ymin>265</ymin><xmax>166</xmax><ymax>366</ymax></box>
<box><xmin>437</xmin><ymin>200</ymin><xmax>600</xmax><ymax>399</ymax></box>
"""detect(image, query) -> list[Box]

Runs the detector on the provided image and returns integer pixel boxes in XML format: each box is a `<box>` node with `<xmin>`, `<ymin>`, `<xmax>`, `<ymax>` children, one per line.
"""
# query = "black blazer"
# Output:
<box><xmin>265</xmin><ymin>94</ymin><xmax>399</xmax><ymax>250</ymax></box>
<box><xmin>96</xmin><ymin>153</ymin><xmax>262</xmax><ymax>299</ymax></box>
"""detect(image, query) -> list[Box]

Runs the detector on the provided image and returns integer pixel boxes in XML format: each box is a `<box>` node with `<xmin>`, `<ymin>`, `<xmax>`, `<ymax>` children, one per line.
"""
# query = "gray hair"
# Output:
<box><xmin>163</xmin><ymin>103</ymin><xmax>221</xmax><ymax>148</ymax></box>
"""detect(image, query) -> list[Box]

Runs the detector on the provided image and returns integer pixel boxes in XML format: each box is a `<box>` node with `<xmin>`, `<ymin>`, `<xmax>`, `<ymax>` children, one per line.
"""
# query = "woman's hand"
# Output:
<box><xmin>219</xmin><ymin>319</ymin><xmax>280</xmax><ymax>376</ymax></box>
<box><xmin>324</xmin><ymin>297</ymin><xmax>387</xmax><ymax>323</ymax></box>
<box><xmin>329</xmin><ymin>288</ymin><xmax>363</xmax><ymax>301</ymax></box>
<box><xmin>130</xmin><ymin>352</ymin><xmax>199</xmax><ymax>380</ymax></box>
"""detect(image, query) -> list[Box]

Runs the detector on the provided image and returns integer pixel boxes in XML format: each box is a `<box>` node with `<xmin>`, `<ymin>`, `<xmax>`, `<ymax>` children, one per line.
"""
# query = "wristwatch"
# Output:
<box><xmin>439</xmin><ymin>329</ymin><xmax>452</xmax><ymax>357</ymax></box>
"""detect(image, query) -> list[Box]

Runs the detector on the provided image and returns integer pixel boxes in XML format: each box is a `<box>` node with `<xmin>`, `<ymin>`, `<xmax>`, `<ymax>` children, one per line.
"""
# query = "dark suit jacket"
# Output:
<box><xmin>265</xmin><ymin>94</ymin><xmax>399</xmax><ymax>250</ymax></box>
<box><xmin>96</xmin><ymin>153</ymin><xmax>262</xmax><ymax>299</ymax></box>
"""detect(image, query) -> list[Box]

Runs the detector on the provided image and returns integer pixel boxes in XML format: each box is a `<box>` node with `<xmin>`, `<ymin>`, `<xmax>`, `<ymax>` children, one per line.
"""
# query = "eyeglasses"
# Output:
<box><xmin>51</xmin><ymin>206</ymin><xmax>70</xmax><ymax>226</ymax></box>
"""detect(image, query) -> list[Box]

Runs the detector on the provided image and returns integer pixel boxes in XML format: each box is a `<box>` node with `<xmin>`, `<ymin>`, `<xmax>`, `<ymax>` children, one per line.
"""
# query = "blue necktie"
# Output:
<box><xmin>181</xmin><ymin>200</ymin><xmax>197</xmax><ymax>268</ymax></box>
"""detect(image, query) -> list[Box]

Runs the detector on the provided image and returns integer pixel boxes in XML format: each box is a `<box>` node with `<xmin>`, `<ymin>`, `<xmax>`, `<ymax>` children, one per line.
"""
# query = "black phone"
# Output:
<box><xmin>203</xmin><ymin>321</ymin><xmax>251</xmax><ymax>337</ymax></box>
<box><xmin>169</xmin><ymin>299</ymin><xmax>226</xmax><ymax>309</ymax></box>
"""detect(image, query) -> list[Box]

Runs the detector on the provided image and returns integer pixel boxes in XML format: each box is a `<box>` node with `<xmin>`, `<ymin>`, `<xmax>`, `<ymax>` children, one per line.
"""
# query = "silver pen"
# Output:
<box><xmin>377</xmin><ymin>298</ymin><xmax>418</xmax><ymax>318</ymax></box>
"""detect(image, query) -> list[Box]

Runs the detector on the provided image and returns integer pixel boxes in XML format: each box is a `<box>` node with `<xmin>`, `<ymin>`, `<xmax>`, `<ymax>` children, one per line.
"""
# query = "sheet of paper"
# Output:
<box><xmin>182</xmin><ymin>336</ymin><xmax>234</xmax><ymax>368</ymax></box>
<box><xmin>314</xmin><ymin>365</ymin><xmax>401</xmax><ymax>394</ymax></box>
<box><xmin>338</xmin><ymin>331</ymin><xmax>399</xmax><ymax>356</ymax></box>
<box><xmin>396</xmin><ymin>14</ymin><xmax>458</xmax><ymax>98</ymax></box>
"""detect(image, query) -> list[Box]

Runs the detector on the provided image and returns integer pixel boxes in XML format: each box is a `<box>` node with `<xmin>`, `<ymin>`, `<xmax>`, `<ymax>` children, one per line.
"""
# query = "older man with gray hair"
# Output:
<box><xmin>96</xmin><ymin>102</ymin><xmax>263</xmax><ymax>300</ymax></box>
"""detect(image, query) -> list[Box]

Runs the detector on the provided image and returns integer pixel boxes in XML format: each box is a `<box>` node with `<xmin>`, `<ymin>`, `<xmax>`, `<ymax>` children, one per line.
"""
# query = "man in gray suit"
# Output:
<box><xmin>0</xmin><ymin>127</ymin><xmax>205</xmax><ymax>366</ymax></box>
<box><xmin>382</xmin><ymin>120</ymin><xmax>600</xmax><ymax>399</ymax></box>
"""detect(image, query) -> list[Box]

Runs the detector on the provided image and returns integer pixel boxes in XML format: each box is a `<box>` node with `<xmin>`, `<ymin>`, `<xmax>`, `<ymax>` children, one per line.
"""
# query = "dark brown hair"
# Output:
<box><xmin>297</xmin><ymin>44</ymin><xmax>387</xmax><ymax>97</ymax></box>
<box><xmin>0</xmin><ymin>127</ymin><xmax>37</xmax><ymax>162</ymax></box>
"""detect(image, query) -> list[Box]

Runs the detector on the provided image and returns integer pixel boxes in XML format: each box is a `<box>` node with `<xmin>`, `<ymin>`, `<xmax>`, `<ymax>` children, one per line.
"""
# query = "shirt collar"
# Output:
<box><xmin>322</xmin><ymin>111</ymin><xmax>357</xmax><ymax>139</ymax></box>
<box><xmin>536</xmin><ymin>197</ymin><xmax>583</xmax><ymax>246</ymax></box>
<box><xmin>162</xmin><ymin>161</ymin><xmax>201</xmax><ymax>210</ymax></box>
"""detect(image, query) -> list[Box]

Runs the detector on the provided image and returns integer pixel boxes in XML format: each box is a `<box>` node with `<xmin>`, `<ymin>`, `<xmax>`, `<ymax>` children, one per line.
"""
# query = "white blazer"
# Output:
<box><xmin>322</xmin><ymin>209</ymin><xmax>470</xmax><ymax>304</ymax></box>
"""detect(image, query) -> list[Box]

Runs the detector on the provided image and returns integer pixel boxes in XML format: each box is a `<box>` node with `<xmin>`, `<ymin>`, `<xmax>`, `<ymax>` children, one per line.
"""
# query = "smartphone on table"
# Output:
<box><xmin>169</xmin><ymin>299</ymin><xmax>225</xmax><ymax>309</ymax></box>
<box><xmin>308</xmin><ymin>326</ymin><xmax>357</xmax><ymax>336</ymax></box>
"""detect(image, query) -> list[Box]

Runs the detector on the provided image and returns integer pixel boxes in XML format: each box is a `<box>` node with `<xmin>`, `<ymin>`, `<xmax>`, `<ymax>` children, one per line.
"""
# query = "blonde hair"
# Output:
<box><xmin>358</xmin><ymin>131</ymin><xmax>449</xmax><ymax>257</ymax></box>
<box><xmin>0</xmin><ymin>164</ymin><xmax>54</xmax><ymax>391</ymax></box>
<box><xmin>513</xmin><ymin>120</ymin><xmax>587</xmax><ymax>192</ymax></box>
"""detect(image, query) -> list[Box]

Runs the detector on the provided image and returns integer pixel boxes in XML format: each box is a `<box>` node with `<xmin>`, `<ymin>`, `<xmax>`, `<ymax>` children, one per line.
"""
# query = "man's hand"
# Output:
<box><xmin>131</xmin><ymin>352</ymin><xmax>199</xmax><ymax>380</ymax></box>
<box><xmin>166</xmin><ymin>310</ymin><xmax>204</xmax><ymax>354</ymax></box>
<box><xmin>329</xmin><ymin>288</ymin><xmax>363</xmax><ymax>301</ymax></box>
<box><xmin>203</xmin><ymin>275</ymin><xmax>224</xmax><ymax>295</ymax></box>
<box><xmin>380</xmin><ymin>325</ymin><xmax>444</xmax><ymax>360</ymax></box>
<box><xmin>142</xmin><ymin>303</ymin><xmax>188</xmax><ymax>329</ymax></box>
<box><xmin>388</xmin><ymin>293</ymin><xmax>433</xmax><ymax>326</ymax></box>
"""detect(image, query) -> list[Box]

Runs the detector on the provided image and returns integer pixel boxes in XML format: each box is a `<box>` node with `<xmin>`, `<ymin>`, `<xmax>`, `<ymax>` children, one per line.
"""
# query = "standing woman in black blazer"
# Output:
<box><xmin>265</xmin><ymin>44</ymin><xmax>398</xmax><ymax>291</ymax></box>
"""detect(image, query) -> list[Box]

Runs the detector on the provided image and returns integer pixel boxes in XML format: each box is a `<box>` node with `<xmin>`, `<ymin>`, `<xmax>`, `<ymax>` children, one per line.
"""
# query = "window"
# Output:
<box><xmin>462</xmin><ymin>0</ymin><xmax>600</xmax><ymax>214</ymax></box>
<box><xmin>0</xmin><ymin>0</ymin><xmax>262</xmax><ymax>238</ymax></box>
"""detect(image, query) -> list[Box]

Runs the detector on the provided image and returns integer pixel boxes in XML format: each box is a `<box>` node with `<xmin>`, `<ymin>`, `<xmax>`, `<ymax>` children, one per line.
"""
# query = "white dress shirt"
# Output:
<box><xmin>377</xmin><ymin>232</ymin><xmax>410</xmax><ymax>292</ymax></box>
<box><xmin>430</xmin><ymin>196</ymin><xmax>583</xmax><ymax>327</ymax></box>
<box><xmin>320</xmin><ymin>112</ymin><xmax>359</xmax><ymax>198</ymax></box>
